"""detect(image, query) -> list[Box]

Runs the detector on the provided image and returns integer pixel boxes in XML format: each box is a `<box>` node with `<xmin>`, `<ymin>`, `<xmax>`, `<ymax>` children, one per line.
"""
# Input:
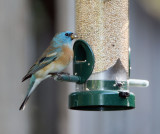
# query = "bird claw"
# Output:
<box><xmin>49</xmin><ymin>72</ymin><xmax>70</xmax><ymax>81</ymax></box>
<box><xmin>60</xmin><ymin>72</ymin><xmax>70</xmax><ymax>76</ymax></box>
<box><xmin>49</xmin><ymin>72</ymin><xmax>70</xmax><ymax>77</ymax></box>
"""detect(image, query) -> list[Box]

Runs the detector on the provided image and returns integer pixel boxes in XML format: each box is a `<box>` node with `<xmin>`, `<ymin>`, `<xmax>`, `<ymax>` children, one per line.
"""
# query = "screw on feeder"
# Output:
<box><xmin>113</xmin><ymin>82</ymin><xmax>124</xmax><ymax>88</ymax></box>
<box><xmin>119</xmin><ymin>91</ymin><xmax>130</xmax><ymax>98</ymax></box>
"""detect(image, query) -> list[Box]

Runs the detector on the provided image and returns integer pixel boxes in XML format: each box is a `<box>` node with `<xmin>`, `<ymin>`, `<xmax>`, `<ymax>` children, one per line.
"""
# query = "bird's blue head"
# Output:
<box><xmin>52</xmin><ymin>31</ymin><xmax>77</xmax><ymax>47</ymax></box>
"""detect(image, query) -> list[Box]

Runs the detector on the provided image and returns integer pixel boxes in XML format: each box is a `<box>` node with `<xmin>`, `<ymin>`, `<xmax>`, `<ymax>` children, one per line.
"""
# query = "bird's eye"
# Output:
<box><xmin>65</xmin><ymin>33</ymin><xmax>69</xmax><ymax>36</ymax></box>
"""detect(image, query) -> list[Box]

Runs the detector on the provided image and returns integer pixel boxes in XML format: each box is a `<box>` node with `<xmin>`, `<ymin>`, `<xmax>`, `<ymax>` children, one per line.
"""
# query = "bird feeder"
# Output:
<box><xmin>57</xmin><ymin>0</ymin><xmax>149</xmax><ymax>111</ymax></box>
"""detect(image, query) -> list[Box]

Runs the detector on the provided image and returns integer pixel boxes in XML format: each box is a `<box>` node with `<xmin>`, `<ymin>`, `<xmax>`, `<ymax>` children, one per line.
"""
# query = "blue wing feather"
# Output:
<box><xmin>22</xmin><ymin>47</ymin><xmax>62</xmax><ymax>82</ymax></box>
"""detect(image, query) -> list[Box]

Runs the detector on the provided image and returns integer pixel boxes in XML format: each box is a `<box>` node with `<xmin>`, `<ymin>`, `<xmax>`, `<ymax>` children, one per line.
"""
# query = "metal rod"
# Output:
<box><xmin>56</xmin><ymin>74</ymin><xmax>81</xmax><ymax>83</ymax></box>
<box><xmin>128</xmin><ymin>79</ymin><xmax>149</xmax><ymax>87</ymax></box>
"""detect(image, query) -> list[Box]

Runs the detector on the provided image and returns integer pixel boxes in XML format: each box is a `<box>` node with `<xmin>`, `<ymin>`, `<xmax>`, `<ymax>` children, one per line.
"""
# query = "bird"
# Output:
<box><xmin>19</xmin><ymin>31</ymin><xmax>78</xmax><ymax>110</ymax></box>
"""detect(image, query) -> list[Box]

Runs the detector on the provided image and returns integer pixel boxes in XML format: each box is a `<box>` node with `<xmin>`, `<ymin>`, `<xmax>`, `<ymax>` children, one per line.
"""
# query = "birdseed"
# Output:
<box><xmin>76</xmin><ymin>0</ymin><xmax>129</xmax><ymax>73</ymax></box>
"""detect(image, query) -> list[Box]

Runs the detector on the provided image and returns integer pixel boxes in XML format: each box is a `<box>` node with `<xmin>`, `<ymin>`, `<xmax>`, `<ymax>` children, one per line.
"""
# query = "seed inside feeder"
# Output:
<box><xmin>76</xmin><ymin>0</ymin><xmax>129</xmax><ymax>74</ymax></box>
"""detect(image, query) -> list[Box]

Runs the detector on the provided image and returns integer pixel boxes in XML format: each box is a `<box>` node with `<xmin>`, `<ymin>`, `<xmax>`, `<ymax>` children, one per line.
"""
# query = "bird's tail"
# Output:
<box><xmin>19</xmin><ymin>75</ymin><xmax>41</xmax><ymax>111</ymax></box>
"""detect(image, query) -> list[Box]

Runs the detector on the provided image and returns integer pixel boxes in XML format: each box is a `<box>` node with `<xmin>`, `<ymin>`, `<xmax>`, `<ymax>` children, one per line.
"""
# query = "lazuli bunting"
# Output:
<box><xmin>19</xmin><ymin>31</ymin><xmax>77</xmax><ymax>110</ymax></box>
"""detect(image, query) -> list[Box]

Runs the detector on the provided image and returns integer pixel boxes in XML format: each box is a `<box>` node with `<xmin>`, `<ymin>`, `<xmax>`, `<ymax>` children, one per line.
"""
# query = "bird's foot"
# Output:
<box><xmin>49</xmin><ymin>73</ymin><xmax>61</xmax><ymax>78</ymax></box>
<box><xmin>49</xmin><ymin>73</ymin><xmax>61</xmax><ymax>81</ymax></box>
<box><xmin>49</xmin><ymin>72</ymin><xmax>70</xmax><ymax>77</ymax></box>
<box><xmin>49</xmin><ymin>72</ymin><xmax>70</xmax><ymax>81</ymax></box>
<box><xmin>60</xmin><ymin>72</ymin><xmax>70</xmax><ymax>76</ymax></box>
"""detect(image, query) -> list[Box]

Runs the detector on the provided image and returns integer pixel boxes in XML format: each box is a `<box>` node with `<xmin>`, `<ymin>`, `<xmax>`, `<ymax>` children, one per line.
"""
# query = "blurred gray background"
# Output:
<box><xmin>0</xmin><ymin>0</ymin><xmax>160</xmax><ymax>134</ymax></box>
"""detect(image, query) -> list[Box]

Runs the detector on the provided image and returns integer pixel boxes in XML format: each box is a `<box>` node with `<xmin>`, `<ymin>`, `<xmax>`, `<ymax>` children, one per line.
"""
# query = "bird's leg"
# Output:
<box><xmin>59</xmin><ymin>72</ymin><xmax>70</xmax><ymax>75</ymax></box>
<box><xmin>48</xmin><ymin>73</ymin><xmax>62</xmax><ymax>81</ymax></box>
<box><xmin>49</xmin><ymin>72</ymin><xmax>71</xmax><ymax>81</ymax></box>
<box><xmin>49</xmin><ymin>72</ymin><xmax>60</xmax><ymax>77</ymax></box>
<box><xmin>49</xmin><ymin>72</ymin><xmax>70</xmax><ymax>77</ymax></box>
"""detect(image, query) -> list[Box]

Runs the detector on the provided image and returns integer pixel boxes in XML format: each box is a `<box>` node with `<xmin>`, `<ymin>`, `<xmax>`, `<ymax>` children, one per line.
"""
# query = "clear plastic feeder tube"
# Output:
<box><xmin>75</xmin><ymin>0</ymin><xmax>129</xmax><ymax>91</ymax></box>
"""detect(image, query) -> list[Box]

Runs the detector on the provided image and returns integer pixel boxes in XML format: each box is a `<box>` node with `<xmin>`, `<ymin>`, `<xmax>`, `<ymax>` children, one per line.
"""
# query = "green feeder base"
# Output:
<box><xmin>69</xmin><ymin>90</ymin><xmax>135</xmax><ymax>111</ymax></box>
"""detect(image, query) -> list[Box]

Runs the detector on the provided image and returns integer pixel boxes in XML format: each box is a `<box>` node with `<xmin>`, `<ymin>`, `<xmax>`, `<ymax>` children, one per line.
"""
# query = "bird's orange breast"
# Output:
<box><xmin>35</xmin><ymin>45</ymin><xmax>73</xmax><ymax>78</ymax></box>
<box><xmin>54</xmin><ymin>45</ymin><xmax>73</xmax><ymax>66</ymax></box>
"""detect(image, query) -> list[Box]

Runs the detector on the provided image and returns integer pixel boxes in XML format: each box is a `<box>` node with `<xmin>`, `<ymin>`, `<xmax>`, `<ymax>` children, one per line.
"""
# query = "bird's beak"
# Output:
<box><xmin>70</xmin><ymin>33</ymin><xmax>78</xmax><ymax>40</ymax></box>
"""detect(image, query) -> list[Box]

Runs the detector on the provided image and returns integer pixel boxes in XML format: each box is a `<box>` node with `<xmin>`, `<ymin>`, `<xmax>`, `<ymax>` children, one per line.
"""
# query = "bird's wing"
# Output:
<box><xmin>22</xmin><ymin>46</ymin><xmax>62</xmax><ymax>82</ymax></box>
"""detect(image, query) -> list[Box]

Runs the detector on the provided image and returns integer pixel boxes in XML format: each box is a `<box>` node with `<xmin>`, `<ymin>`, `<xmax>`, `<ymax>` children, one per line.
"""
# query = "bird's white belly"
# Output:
<box><xmin>35</xmin><ymin>62</ymin><xmax>67</xmax><ymax>78</ymax></box>
<box><xmin>48</xmin><ymin>63</ymin><xmax>67</xmax><ymax>73</ymax></box>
